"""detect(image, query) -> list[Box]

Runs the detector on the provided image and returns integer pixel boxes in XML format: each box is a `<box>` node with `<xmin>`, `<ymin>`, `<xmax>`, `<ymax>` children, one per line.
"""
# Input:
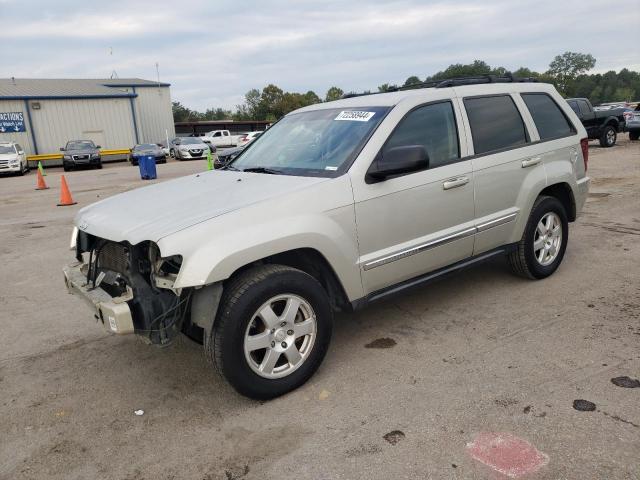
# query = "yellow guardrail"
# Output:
<box><xmin>27</xmin><ymin>149</ymin><xmax>131</xmax><ymax>162</ymax></box>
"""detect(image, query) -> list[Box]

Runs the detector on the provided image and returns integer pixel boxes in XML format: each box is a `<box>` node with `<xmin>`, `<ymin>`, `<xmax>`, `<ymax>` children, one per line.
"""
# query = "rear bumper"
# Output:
<box><xmin>63</xmin><ymin>262</ymin><xmax>135</xmax><ymax>335</ymax></box>
<box><xmin>576</xmin><ymin>176</ymin><xmax>590</xmax><ymax>215</ymax></box>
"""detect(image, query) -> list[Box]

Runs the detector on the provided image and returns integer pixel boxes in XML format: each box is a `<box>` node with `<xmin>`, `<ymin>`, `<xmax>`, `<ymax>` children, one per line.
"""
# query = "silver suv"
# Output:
<box><xmin>63</xmin><ymin>77</ymin><xmax>590</xmax><ymax>399</ymax></box>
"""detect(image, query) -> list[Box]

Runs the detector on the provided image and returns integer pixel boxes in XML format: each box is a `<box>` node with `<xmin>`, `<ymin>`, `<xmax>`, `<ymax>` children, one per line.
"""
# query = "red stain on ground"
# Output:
<box><xmin>467</xmin><ymin>432</ymin><xmax>549</xmax><ymax>478</ymax></box>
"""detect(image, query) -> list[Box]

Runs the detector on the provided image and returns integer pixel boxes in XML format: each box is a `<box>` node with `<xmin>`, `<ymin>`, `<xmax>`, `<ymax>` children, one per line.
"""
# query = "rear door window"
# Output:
<box><xmin>463</xmin><ymin>95</ymin><xmax>528</xmax><ymax>155</ymax></box>
<box><xmin>522</xmin><ymin>93</ymin><xmax>575</xmax><ymax>140</ymax></box>
<box><xmin>578</xmin><ymin>100</ymin><xmax>591</xmax><ymax>114</ymax></box>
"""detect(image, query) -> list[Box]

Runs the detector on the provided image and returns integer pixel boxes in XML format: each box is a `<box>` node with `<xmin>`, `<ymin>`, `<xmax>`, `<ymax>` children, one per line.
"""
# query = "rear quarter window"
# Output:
<box><xmin>463</xmin><ymin>95</ymin><xmax>528</xmax><ymax>155</ymax></box>
<box><xmin>522</xmin><ymin>93</ymin><xmax>576</xmax><ymax>140</ymax></box>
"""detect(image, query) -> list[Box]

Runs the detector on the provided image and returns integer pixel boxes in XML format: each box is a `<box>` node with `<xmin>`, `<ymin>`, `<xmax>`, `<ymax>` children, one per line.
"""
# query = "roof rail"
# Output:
<box><xmin>341</xmin><ymin>74</ymin><xmax>539</xmax><ymax>99</ymax></box>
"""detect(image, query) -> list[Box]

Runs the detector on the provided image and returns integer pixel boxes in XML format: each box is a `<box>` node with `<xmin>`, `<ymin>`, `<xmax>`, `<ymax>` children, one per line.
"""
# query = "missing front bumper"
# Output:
<box><xmin>63</xmin><ymin>262</ymin><xmax>135</xmax><ymax>334</ymax></box>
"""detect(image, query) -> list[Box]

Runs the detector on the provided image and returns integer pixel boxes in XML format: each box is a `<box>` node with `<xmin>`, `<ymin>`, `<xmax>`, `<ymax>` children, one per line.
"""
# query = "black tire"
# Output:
<box><xmin>630</xmin><ymin>131</ymin><xmax>639</xmax><ymax>141</ymax></box>
<box><xmin>63</xmin><ymin>162</ymin><xmax>71</xmax><ymax>172</ymax></box>
<box><xmin>206</xmin><ymin>264</ymin><xmax>333</xmax><ymax>399</ymax></box>
<box><xmin>508</xmin><ymin>195</ymin><xmax>568</xmax><ymax>280</ymax></box>
<box><xmin>599</xmin><ymin>125</ymin><xmax>617</xmax><ymax>147</ymax></box>
<box><xmin>96</xmin><ymin>162</ymin><xmax>103</xmax><ymax>169</ymax></box>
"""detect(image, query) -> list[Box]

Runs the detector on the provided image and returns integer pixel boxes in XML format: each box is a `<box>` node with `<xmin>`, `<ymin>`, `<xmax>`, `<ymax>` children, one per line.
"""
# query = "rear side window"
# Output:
<box><xmin>578</xmin><ymin>100</ymin><xmax>591</xmax><ymax>114</ymax></box>
<box><xmin>567</xmin><ymin>100</ymin><xmax>580</xmax><ymax>114</ymax></box>
<box><xmin>384</xmin><ymin>101</ymin><xmax>459</xmax><ymax>169</ymax></box>
<box><xmin>522</xmin><ymin>93</ymin><xmax>575</xmax><ymax>140</ymax></box>
<box><xmin>464</xmin><ymin>95</ymin><xmax>528</xmax><ymax>155</ymax></box>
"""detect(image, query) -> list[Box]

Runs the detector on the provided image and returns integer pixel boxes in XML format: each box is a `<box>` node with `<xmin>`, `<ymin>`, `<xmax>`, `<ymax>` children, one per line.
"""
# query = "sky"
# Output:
<box><xmin>1</xmin><ymin>0</ymin><xmax>638</xmax><ymax>111</ymax></box>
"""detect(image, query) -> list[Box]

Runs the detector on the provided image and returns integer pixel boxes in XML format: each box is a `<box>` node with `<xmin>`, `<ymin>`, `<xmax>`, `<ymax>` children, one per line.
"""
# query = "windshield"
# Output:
<box><xmin>230</xmin><ymin>107</ymin><xmax>389</xmax><ymax>177</ymax></box>
<box><xmin>134</xmin><ymin>144</ymin><xmax>157</xmax><ymax>151</ymax></box>
<box><xmin>66</xmin><ymin>141</ymin><xmax>95</xmax><ymax>150</ymax></box>
<box><xmin>0</xmin><ymin>146</ymin><xmax>16</xmax><ymax>154</ymax></box>
<box><xmin>180</xmin><ymin>138</ymin><xmax>205</xmax><ymax>145</ymax></box>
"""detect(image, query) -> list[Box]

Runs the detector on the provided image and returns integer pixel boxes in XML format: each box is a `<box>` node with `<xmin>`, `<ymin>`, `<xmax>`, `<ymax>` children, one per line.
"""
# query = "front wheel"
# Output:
<box><xmin>508</xmin><ymin>196</ymin><xmax>568</xmax><ymax>279</ymax></box>
<box><xmin>599</xmin><ymin>125</ymin><xmax>617</xmax><ymax>147</ymax></box>
<box><xmin>206</xmin><ymin>264</ymin><xmax>333</xmax><ymax>399</ymax></box>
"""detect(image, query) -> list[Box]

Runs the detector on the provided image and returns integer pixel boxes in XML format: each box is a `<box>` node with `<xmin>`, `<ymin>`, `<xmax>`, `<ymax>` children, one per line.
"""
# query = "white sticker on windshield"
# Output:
<box><xmin>325</xmin><ymin>166</ymin><xmax>338</xmax><ymax>171</ymax></box>
<box><xmin>334</xmin><ymin>111</ymin><xmax>375</xmax><ymax>122</ymax></box>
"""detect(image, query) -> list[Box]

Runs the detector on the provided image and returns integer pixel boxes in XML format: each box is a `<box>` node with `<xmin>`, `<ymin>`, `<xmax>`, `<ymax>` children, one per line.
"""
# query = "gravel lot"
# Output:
<box><xmin>1</xmin><ymin>137</ymin><xmax>639</xmax><ymax>480</ymax></box>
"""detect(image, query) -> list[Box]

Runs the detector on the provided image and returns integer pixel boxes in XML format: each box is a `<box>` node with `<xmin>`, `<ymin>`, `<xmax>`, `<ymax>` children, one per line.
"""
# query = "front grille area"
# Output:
<box><xmin>0</xmin><ymin>159</ymin><xmax>9</xmax><ymax>168</ymax></box>
<box><xmin>73</xmin><ymin>154</ymin><xmax>89</xmax><ymax>160</ymax></box>
<box><xmin>190</xmin><ymin>149</ymin><xmax>203</xmax><ymax>156</ymax></box>
<box><xmin>97</xmin><ymin>241</ymin><xmax>129</xmax><ymax>274</ymax></box>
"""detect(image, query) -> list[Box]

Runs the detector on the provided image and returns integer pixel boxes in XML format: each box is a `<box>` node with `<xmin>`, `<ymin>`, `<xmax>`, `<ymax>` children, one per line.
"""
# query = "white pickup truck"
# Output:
<box><xmin>201</xmin><ymin>130</ymin><xmax>242</xmax><ymax>149</ymax></box>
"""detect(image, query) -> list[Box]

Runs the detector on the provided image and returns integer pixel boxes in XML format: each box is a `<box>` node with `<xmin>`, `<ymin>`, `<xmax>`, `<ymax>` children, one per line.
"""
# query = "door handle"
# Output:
<box><xmin>521</xmin><ymin>157</ymin><xmax>542</xmax><ymax>168</ymax></box>
<box><xmin>442</xmin><ymin>176</ymin><xmax>469</xmax><ymax>190</ymax></box>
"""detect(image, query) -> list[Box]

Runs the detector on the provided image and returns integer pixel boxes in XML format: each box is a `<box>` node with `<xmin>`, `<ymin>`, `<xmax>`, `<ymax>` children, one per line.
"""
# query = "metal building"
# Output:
<box><xmin>0</xmin><ymin>78</ymin><xmax>175</xmax><ymax>158</ymax></box>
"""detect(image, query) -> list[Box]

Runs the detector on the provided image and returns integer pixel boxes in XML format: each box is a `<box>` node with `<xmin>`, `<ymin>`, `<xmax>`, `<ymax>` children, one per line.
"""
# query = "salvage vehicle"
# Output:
<box><xmin>201</xmin><ymin>129</ymin><xmax>242</xmax><ymax>148</ymax></box>
<box><xmin>173</xmin><ymin>137</ymin><xmax>211</xmax><ymax>160</ymax></box>
<box><xmin>566</xmin><ymin>97</ymin><xmax>626</xmax><ymax>147</ymax></box>
<box><xmin>63</xmin><ymin>76</ymin><xmax>590</xmax><ymax>399</ymax></box>
<box><xmin>129</xmin><ymin>143</ymin><xmax>167</xmax><ymax>166</ymax></box>
<box><xmin>0</xmin><ymin>141</ymin><xmax>29</xmax><ymax>175</ymax></box>
<box><xmin>61</xmin><ymin>140</ymin><xmax>102</xmax><ymax>171</ymax></box>
<box><xmin>624</xmin><ymin>104</ymin><xmax>640</xmax><ymax>141</ymax></box>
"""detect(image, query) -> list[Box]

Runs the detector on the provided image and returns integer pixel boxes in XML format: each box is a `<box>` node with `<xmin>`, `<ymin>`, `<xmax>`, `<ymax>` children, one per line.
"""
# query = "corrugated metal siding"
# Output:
<box><xmin>0</xmin><ymin>99</ymin><xmax>35</xmax><ymax>154</ymax></box>
<box><xmin>28</xmin><ymin>98</ymin><xmax>136</xmax><ymax>153</ymax></box>
<box><xmin>134</xmin><ymin>86</ymin><xmax>175</xmax><ymax>144</ymax></box>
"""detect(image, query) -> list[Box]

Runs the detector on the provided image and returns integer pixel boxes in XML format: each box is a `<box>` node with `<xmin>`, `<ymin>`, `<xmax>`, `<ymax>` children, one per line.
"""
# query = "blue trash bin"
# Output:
<box><xmin>138</xmin><ymin>155</ymin><xmax>157</xmax><ymax>180</ymax></box>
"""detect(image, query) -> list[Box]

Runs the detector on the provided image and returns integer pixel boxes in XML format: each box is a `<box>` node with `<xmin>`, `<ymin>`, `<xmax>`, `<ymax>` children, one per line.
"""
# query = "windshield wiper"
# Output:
<box><xmin>242</xmin><ymin>167</ymin><xmax>283</xmax><ymax>175</ymax></box>
<box><xmin>222</xmin><ymin>164</ymin><xmax>240</xmax><ymax>171</ymax></box>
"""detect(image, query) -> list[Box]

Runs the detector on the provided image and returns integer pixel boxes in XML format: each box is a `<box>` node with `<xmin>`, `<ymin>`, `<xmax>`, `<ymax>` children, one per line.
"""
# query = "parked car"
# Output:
<box><xmin>626</xmin><ymin>104</ymin><xmax>640</xmax><ymax>141</ymax></box>
<box><xmin>61</xmin><ymin>140</ymin><xmax>102</xmax><ymax>171</ymax></box>
<box><xmin>129</xmin><ymin>144</ymin><xmax>167</xmax><ymax>166</ymax></box>
<box><xmin>173</xmin><ymin>137</ymin><xmax>211</xmax><ymax>160</ymax></box>
<box><xmin>566</xmin><ymin>98</ymin><xmax>626</xmax><ymax>147</ymax></box>
<box><xmin>64</xmin><ymin>78</ymin><xmax>590</xmax><ymax>399</ymax></box>
<box><xmin>214</xmin><ymin>144</ymin><xmax>246</xmax><ymax>168</ymax></box>
<box><xmin>237</xmin><ymin>131</ymin><xmax>264</xmax><ymax>147</ymax></box>
<box><xmin>201</xmin><ymin>130</ymin><xmax>242</xmax><ymax>148</ymax></box>
<box><xmin>0</xmin><ymin>141</ymin><xmax>29</xmax><ymax>175</ymax></box>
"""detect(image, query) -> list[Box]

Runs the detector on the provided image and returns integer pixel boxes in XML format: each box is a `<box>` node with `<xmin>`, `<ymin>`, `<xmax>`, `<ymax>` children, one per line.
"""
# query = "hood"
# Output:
<box><xmin>65</xmin><ymin>148</ymin><xmax>99</xmax><ymax>155</ymax></box>
<box><xmin>133</xmin><ymin>149</ymin><xmax>161</xmax><ymax>156</ymax></box>
<box><xmin>75</xmin><ymin>171</ymin><xmax>328</xmax><ymax>245</ymax></box>
<box><xmin>179</xmin><ymin>144</ymin><xmax>208</xmax><ymax>150</ymax></box>
<box><xmin>0</xmin><ymin>153</ymin><xmax>18</xmax><ymax>159</ymax></box>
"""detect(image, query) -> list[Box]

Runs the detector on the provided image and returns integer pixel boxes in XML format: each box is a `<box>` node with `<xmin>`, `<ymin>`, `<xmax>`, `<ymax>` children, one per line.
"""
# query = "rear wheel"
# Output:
<box><xmin>508</xmin><ymin>196</ymin><xmax>568</xmax><ymax>279</ymax></box>
<box><xmin>599</xmin><ymin>125</ymin><xmax>617</xmax><ymax>147</ymax></box>
<box><xmin>206</xmin><ymin>264</ymin><xmax>333</xmax><ymax>399</ymax></box>
<box><xmin>630</xmin><ymin>131</ymin><xmax>639</xmax><ymax>141</ymax></box>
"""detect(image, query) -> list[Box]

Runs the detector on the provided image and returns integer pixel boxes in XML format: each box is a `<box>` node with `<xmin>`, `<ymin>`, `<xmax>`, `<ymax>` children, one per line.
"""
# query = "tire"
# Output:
<box><xmin>170</xmin><ymin>148</ymin><xmax>175</xmax><ymax>158</ymax></box>
<box><xmin>630</xmin><ymin>131</ymin><xmax>639</xmax><ymax>141</ymax></box>
<box><xmin>508</xmin><ymin>195</ymin><xmax>568</xmax><ymax>280</ymax></box>
<box><xmin>96</xmin><ymin>163</ymin><xmax>103</xmax><ymax>169</ymax></box>
<box><xmin>206</xmin><ymin>264</ymin><xmax>333</xmax><ymax>399</ymax></box>
<box><xmin>599</xmin><ymin>125</ymin><xmax>617</xmax><ymax>147</ymax></box>
<box><xmin>63</xmin><ymin>162</ymin><xmax>71</xmax><ymax>172</ymax></box>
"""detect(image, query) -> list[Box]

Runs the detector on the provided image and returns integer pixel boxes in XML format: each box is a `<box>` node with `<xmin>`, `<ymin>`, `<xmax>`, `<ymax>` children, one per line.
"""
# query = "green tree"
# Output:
<box><xmin>547</xmin><ymin>52</ymin><xmax>596</xmax><ymax>95</ymax></box>
<box><xmin>325</xmin><ymin>86</ymin><xmax>344</xmax><ymax>102</ymax></box>
<box><xmin>377</xmin><ymin>83</ymin><xmax>397</xmax><ymax>92</ymax></box>
<box><xmin>403</xmin><ymin>76</ymin><xmax>422</xmax><ymax>87</ymax></box>
<box><xmin>429</xmin><ymin>60</ymin><xmax>492</xmax><ymax>80</ymax></box>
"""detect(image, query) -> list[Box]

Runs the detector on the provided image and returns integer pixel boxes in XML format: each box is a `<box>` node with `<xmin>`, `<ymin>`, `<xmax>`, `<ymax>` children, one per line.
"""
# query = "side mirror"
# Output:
<box><xmin>366</xmin><ymin>145</ymin><xmax>429</xmax><ymax>182</ymax></box>
<box><xmin>96</xmin><ymin>145</ymin><xmax>101</xmax><ymax>149</ymax></box>
<box><xmin>18</xmin><ymin>150</ymin><xmax>24</xmax><ymax>155</ymax></box>
<box><xmin>60</xmin><ymin>147</ymin><xmax>65</xmax><ymax>151</ymax></box>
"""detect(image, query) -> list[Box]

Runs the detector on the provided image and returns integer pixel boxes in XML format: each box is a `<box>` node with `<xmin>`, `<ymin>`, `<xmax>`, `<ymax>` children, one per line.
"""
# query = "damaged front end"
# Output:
<box><xmin>63</xmin><ymin>229</ymin><xmax>191</xmax><ymax>345</ymax></box>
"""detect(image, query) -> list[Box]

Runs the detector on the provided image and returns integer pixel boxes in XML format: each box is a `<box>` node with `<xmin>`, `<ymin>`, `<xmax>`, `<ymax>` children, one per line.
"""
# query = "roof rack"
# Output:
<box><xmin>342</xmin><ymin>74</ymin><xmax>539</xmax><ymax>99</ymax></box>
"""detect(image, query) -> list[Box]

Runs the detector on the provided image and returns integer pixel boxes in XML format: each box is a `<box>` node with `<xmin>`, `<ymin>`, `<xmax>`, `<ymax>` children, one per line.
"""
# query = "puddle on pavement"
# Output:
<box><xmin>611</xmin><ymin>376</ymin><xmax>640</xmax><ymax>388</ymax></box>
<box><xmin>365</xmin><ymin>338</ymin><xmax>396</xmax><ymax>349</ymax></box>
<box><xmin>383</xmin><ymin>430</ymin><xmax>405</xmax><ymax>445</ymax></box>
<box><xmin>573</xmin><ymin>399</ymin><xmax>596</xmax><ymax>411</ymax></box>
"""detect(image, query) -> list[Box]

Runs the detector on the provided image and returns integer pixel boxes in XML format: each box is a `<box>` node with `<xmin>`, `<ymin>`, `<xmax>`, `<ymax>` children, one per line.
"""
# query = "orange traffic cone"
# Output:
<box><xmin>35</xmin><ymin>168</ymin><xmax>49</xmax><ymax>190</ymax></box>
<box><xmin>57</xmin><ymin>175</ymin><xmax>77</xmax><ymax>206</ymax></box>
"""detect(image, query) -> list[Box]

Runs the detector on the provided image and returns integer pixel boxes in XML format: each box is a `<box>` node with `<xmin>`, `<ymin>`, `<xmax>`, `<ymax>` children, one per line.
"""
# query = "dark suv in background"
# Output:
<box><xmin>61</xmin><ymin>140</ymin><xmax>102</xmax><ymax>171</ymax></box>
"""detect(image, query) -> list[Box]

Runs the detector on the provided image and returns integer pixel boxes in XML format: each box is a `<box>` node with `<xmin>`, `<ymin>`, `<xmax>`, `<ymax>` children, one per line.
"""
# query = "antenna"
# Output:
<box><xmin>109</xmin><ymin>47</ymin><xmax>118</xmax><ymax>79</ymax></box>
<box><xmin>155</xmin><ymin>62</ymin><xmax>162</xmax><ymax>95</ymax></box>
